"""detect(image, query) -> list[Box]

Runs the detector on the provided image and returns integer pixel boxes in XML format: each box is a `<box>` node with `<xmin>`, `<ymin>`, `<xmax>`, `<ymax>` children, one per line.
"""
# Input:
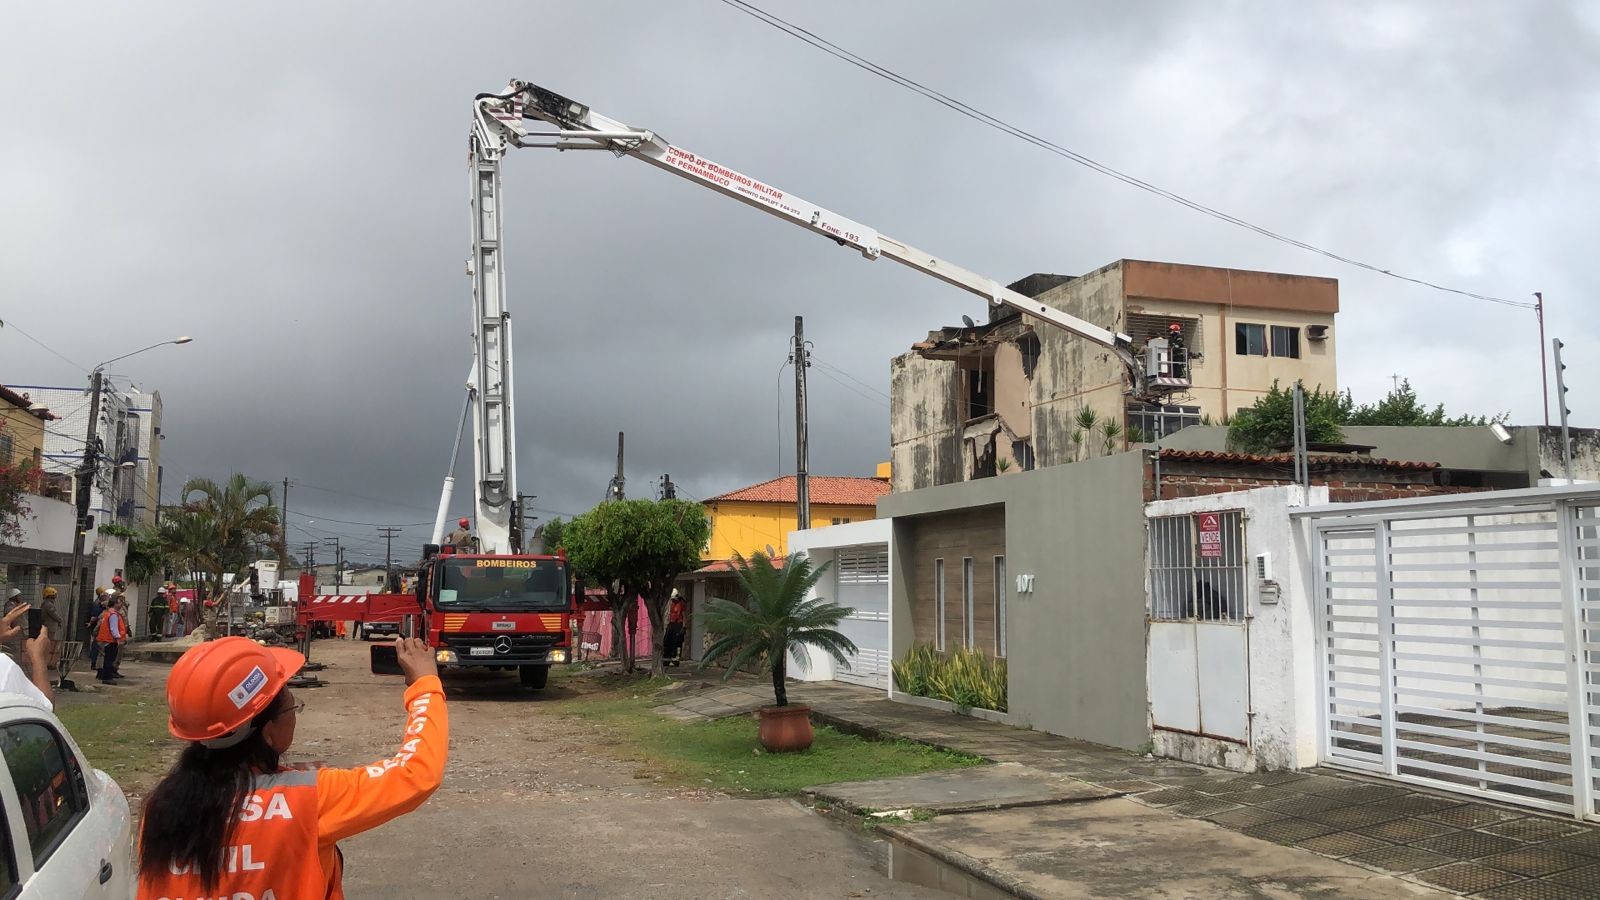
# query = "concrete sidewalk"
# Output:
<box><xmin>659</xmin><ymin>675</ymin><xmax>1600</xmax><ymax>898</ymax></box>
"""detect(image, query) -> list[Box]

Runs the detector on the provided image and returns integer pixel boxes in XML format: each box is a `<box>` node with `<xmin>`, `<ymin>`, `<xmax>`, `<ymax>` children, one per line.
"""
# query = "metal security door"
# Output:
<box><xmin>1312</xmin><ymin>497</ymin><xmax>1596</xmax><ymax>819</ymax></box>
<box><xmin>835</xmin><ymin>547</ymin><xmax>891</xmax><ymax>689</ymax></box>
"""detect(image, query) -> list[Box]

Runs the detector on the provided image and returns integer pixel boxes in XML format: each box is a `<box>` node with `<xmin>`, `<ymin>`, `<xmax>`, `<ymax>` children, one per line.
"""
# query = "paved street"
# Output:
<box><xmin>288</xmin><ymin>640</ymin><xmax>925</xmax><ymax>899</ymax></box>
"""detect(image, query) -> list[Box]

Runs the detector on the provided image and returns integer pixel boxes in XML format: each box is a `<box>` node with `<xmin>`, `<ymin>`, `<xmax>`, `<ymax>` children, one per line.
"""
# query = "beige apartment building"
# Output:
<box><xmin>889</xmin><ymin>259</ymin><xmax>1338</xmax><ymax>491</ymax></box>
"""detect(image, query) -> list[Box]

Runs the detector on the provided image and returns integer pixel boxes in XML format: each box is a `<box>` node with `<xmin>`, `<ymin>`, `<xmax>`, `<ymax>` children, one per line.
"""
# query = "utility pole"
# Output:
<box><xmin>793</xmin><ymin>316</ymin><xmax>811</xmax><ymax>531</ymax></box>
<box><xmin>280</xmin><ymin>478</ymin><xmax>291</xmax><ymax>571</ymax></box>
<box><xmin>1554</xmin><ymin>338</ymin><xmax>1572</xmax><ymax>481</ymax></box>
<box><xmin>1292</xmin><ymin>381</ymin><xmax>1310</xmax><ymax>490</ymax></box>
<box><xmin>300</xmin><ymin>543</ymin><xmax>317</xmax><ymax>574</ymax></box>
<box><xmin>322</xmin><ymin>538</ymin><xmax>342</xmax><ymax>588</ymax></box>
<box><xmin>662</xmin><ymin>474</ymin><xmax>676</xmax><ymax>500</ymax></box>
<box><xmin>1536</xmin><ymin>293</ymin><xmax>1550</xmax><ymax>427</ymax></box>
<box><xmin>64</xmin><ymin>369</ymin><xmax>105</xmax><ymax>651</ymax></box>
<box><xmin>609</xmin><ymin>431</ymin><xmax>626</xmax><ymax>501</ymax></box>
<box><xmin>378</xmin><ymin>527</ymin><xmax>402</xmax><ymax>591</ymax></box>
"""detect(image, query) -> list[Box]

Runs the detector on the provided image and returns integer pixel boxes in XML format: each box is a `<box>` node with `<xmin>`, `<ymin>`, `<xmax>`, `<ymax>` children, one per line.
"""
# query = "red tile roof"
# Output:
<box><xmin>693</xmin><ymin>556</ymin><xmax>789</xmax><ymax>576</ymax></box>
<box><xmin>707</xmin><ymin>475</ymin><xmax>889</xmax><ymax>506</ymax></box>
<box><xmin>0</xmin><ymin>385</ymin><xmax>54</xmax><ymax>420</ymax></box>
<box><xmin>1158</xmin><ymin>449</ymin><xmax>1439</xmax><ymax>472</ymax></box>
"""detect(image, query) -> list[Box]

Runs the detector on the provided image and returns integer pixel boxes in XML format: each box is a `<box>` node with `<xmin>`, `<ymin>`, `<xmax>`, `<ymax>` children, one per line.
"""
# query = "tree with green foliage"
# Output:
<box><xmin>536</xmin><ymin>516</ymin><xmax>568</xmax><ymax>553</ymax></box>
<box><xmin>699</xmin><ymin>552</ymin><xmax>856</xmax><ymax>707</ymax></box>
<box><xmin>1227</xmin><ymin>381</ymin><xmax>1350</xmax><ymax>453</ymax></box>
<box><xmin>563</xmin><ymin>499</ymin><xmax>710</xmax><ymax>676</ymax></box>
<box><xmin>1347</xmin><ymin>379</ymin><xmax>1507</xmax><ymax>427</ymax></box>
<box><xmin>0</xmin><ymin>420</ymin><xmax>40</xmax><ymax>544</ymax></box>
<box><xmin>176</xmin><ymin>474</ymin><xmax>279</xmax><ymax>632</ymax></box>
<box><xmin>1228</xmin><ymin>380</ymin><xmax>1507</xmax><ymax>453</ymax></box>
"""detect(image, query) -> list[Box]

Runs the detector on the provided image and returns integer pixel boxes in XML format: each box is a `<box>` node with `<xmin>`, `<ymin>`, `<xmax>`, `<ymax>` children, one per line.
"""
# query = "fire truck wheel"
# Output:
<box><xmin>518</xmin><ymin>665</ymin><xmax>549</xmax><ymax>690</ymax></box>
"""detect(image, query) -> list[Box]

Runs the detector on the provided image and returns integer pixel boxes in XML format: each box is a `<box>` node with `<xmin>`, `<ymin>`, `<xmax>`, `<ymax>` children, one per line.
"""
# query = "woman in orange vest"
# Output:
<box><xmin>137</xmin><ymin>636</ymin><xmax>448</xmax><ymax>899</ymax></box>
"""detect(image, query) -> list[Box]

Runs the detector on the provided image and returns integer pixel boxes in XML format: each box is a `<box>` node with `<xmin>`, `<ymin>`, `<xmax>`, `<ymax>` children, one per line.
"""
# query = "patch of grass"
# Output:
<box><xmin>560</xmin><ymin>682</ymin><xmax>981</xmax><ymax>795</ymax></box>
<box><xmin>55</xmin><ymin>685</ymin><xmax>179</xmax><ymax>795</ymax></box>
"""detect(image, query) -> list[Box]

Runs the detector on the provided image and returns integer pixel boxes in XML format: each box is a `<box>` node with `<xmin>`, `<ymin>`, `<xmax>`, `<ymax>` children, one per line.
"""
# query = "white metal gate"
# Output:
<box><xmin>1305</xmin><ymin>487</ymin><xmax>1600</xmax><ymax>820</ymax></box>
<box><xmin>835</xmin><ymin>546</ymin><xmax>891</xmax><ymax>689</ymax></box>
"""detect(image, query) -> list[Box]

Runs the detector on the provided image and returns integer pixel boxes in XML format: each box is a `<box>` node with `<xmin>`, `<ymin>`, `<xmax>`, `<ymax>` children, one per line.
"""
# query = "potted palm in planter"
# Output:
<box><xmin>699</xmin><ymin>552</ymin><xmax>857</xmax><ymax>752</ymax></box>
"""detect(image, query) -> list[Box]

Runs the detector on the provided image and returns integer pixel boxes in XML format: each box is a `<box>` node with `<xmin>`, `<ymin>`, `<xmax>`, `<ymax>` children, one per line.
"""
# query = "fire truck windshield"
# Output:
<box><xmin>435</xmin><ymin>558</ymin><xmax>568</xmax><ymax>611</ymax></box>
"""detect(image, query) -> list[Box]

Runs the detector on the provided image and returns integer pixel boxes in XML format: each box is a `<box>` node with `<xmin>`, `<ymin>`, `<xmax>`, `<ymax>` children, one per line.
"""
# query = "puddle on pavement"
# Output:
<box><xmin>880</xmin><ymin>833</ymin><xmax>1018</xmax><ymax>899</ymax></box>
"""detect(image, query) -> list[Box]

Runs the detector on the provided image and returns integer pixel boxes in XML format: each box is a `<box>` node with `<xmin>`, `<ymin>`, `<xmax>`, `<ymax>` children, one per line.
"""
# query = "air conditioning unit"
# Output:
<box><xmin>1306</xmin><ymin>324</ymin><xmax>1330</xmax><ymax>342</ymax></box>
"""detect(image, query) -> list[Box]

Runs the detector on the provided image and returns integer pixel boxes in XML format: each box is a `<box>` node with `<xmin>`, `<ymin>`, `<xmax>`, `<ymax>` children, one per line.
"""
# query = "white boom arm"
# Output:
<box><xmin>471</xmin><ymin>82</ymin><xmax>1143</xmax><ymax>376</ymax></box>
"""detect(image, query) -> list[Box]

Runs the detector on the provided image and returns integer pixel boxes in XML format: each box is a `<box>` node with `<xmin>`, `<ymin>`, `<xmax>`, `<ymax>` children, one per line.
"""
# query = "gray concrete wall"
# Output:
<box><xmin>1030</xmin><ymin>263</ymin><xmax>1127</xmax><ymax>468</ymax></box>
<box><xmin>881</xmin><ymin>451</ymin><xmax>1152</xmax><ymax>750</ymax></box>
<box><xmin>890</xmin><ymin>350</ymin><xmax>963</xmax><ymax>492</ymax></box>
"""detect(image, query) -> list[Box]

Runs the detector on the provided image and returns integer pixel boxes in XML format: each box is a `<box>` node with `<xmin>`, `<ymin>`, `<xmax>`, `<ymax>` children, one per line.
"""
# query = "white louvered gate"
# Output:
<box><xmin>834</xmin><ymin>546</ymin><xmax>891</xmax><ymax>689</ymax></box>
<box><xmin>1309</xmin><ymin>489</ymin><xmax>1600</xmax><ymax>820</ymax></box>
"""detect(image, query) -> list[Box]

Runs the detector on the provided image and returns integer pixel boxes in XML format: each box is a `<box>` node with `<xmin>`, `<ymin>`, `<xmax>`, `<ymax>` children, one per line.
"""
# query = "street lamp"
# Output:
<box><xmin>61</xmin><ymin>336</ymin><xmax>193</xmax><ymax>689</ymax></box>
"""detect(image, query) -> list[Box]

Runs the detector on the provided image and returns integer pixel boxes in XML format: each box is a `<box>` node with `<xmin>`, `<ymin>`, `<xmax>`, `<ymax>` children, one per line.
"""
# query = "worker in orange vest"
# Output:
<box><xmin>95</xmin><ymin>593</ymin><xmax>127</xmax><ymax>684</ymax></box>
<box><xmin>137</xmin><ymin>636</ymin><xmax>448</xmax><ymax>898</ymax></box>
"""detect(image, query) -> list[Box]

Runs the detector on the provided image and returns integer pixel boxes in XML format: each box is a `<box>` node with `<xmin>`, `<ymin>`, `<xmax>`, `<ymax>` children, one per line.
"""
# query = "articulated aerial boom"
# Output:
<box><xmin>471</xmin><ymin>81</ymin><xmax>1183</xmax><ymax>395</ymax></box>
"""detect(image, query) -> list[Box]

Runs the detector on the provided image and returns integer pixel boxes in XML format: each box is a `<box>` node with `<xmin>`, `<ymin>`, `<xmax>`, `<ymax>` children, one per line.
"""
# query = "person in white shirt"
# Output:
<box><xmin>0</xmin><ymin>603</ymin><xmax>53</xmax><ymax>709</ymax></box>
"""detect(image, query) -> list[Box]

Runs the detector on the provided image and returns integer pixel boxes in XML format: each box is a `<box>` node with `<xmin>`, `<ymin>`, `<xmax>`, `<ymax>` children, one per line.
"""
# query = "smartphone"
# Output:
<box><xmin>26</xmin><ymin>609</ymin><xmax>42</xmax><ymax>640</ymax></box>
<box><xmin>370</xmin><ymin>643</ymin><xmax>403</xmax><ymax>676</ymax></box>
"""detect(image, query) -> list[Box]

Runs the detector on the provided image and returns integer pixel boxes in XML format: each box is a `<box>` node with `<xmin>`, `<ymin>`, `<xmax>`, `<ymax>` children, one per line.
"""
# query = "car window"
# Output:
<box><xmin>0</xmin><ymin>722</ymin><xmax>87</xmax><ymax>868</ymax></box>
<box><xmin>0</xmin><ymin>800</ymin><xmax>16</xmax><ymax>895</ymax></box>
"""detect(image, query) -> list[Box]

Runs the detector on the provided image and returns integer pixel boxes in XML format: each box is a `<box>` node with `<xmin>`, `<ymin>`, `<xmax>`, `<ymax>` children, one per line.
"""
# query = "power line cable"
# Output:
<box><xmin>810</xmin><ymin>365</ymin><xmax>890</xmax><ymax>409</ymax></box>
<box><xmin>284</xmin><ymin>508</ymin><xmax>430</xmax><ymax>528</ymax></box>
<box><xmin>808</xmin><ymin>355</ymin><xmax>890</xmax><ymax>401</ymax></box>
<box><xmin>293</xmin><ymin>481</ymin><xmax>436</xmax><ymax>513</ymax></box>
<box><xmin>714</xmin><ymin>0</ymin><xmax>1536</xmax><ymax>311</ymax></box>
<box><xmin>0</xmin><ymin>318</ymin><xmax>90</xmax><ymax>371</ymax></box>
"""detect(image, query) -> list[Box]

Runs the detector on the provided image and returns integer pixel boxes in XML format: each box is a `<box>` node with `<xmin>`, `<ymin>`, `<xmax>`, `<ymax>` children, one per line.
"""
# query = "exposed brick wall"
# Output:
<box><xmin>1143</xmin><ymin>459</ymin><xmax>1491</xmax><ymax>503</ymax></box>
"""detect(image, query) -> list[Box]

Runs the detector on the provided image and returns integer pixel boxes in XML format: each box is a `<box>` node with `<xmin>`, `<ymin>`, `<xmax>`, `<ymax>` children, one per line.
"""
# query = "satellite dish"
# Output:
<box><xmin>961</xmin><ymin>315</ymin><xmax>976</xmax><ymax>328</ymax></box>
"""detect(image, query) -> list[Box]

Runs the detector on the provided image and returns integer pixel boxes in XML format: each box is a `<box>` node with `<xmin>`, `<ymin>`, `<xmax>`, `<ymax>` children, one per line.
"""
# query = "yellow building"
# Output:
<box><xmin>702</xmin><ymin>474</ymin><xmax>889</xmax><ymax>561</ymax></box>
<box><xmin>0</xmin><ymin>385</ymin><xmax>50</xmax><ymax>471</ymax></box>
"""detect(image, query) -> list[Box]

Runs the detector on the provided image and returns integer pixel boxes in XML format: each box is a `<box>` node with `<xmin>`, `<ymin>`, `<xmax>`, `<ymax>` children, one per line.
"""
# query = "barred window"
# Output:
<box><xmin>1149</xmin><ymin>510</ymin><xmax>1246</xmax><ymax>621</ymax></box>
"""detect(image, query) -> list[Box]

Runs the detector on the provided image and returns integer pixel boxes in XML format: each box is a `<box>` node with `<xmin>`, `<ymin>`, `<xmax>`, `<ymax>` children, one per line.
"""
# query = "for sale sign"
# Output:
<box><xmin>1196</xmin><ymin>512</ymin><xmax>1223</xmax><ymax>558</ymax></box>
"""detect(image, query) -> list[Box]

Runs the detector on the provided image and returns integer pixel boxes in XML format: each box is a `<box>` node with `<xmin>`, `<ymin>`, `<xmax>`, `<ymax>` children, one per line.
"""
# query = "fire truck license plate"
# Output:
<box><xmin>469</xmin><ymin>646</ymin><xmax>495</xmax><ymax>657</ymax></box>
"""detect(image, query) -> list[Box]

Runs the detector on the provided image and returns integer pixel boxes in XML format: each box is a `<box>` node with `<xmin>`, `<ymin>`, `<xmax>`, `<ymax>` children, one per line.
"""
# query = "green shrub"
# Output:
<box><xmin>893</xmin><ymin>644</ymin><xmax>1007</xmax><ymax>713</ymax></box>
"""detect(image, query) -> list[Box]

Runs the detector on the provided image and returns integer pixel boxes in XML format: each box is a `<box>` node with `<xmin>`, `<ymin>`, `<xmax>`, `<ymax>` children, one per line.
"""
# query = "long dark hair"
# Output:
<box><xmin>139</xmin><ymin>692</ymin><xmax>285</xmax><ymax>891</ymax></box>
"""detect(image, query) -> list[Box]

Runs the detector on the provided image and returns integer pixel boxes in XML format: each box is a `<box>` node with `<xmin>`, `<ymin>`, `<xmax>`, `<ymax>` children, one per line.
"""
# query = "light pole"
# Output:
<box><xmin>62</xmin><ymin>337</ymin><xmax>192</xmax><ymax>687</ymax></box>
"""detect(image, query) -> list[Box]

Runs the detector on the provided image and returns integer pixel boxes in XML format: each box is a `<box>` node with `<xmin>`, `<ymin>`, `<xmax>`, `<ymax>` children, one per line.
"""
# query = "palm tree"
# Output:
<box><xmin>179</xmin><ymin>475</ymin><xmax>279</xmax><ymax>630</ymax></box>
<box><xmin>700</xmin><ymin>552</ymin><xmax>857</xmax><ymax>707</ymax></box>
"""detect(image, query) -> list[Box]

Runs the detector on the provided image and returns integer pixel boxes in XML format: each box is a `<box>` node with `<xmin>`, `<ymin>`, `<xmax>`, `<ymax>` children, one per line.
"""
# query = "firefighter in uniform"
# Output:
<box><xmin>447</xmin><ymin>517</ymin><xmax>476</xmax><ymax>553</ymax></box>
<box><xmin>137</xmin><ymin>636</ymin><xmax>448</xmax><ymax>899</ymax></box>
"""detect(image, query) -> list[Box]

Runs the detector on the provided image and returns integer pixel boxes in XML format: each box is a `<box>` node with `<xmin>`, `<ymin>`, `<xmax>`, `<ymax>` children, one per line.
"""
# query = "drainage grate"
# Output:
<box><xmin>1232</xmin><ymin>771</ymin><xmax>1311</xmax><ymax>787</ymax></box>
<box><xmin>1195</xmin><ymin>778</ymin><xmax>1265</xmax><ymax>796</ymax></box>
<box><xmin>1168</xmin><ymin>797</ymin><xmax>1243</xmax><ymax>819</ymax></box>
<box><xmin>1293</xmin><ymin>831</ymin><xmax>1393</xmax><ymax>859</ymax></box>
<box><xmin>1347</xmin><ymin>845</ymin><xmax>1455</xmax><ymax>874</ymax></box>
<box><xmin>1479</xmin><ymin>818</ymin><xmax>1586</xmax><ymax>843</ymax></box>
<box><xmin>1415</xmin><ymin>831</ymin><xmax>1525</xmax><ymax>860</ymax></box>
<box><xmin>1419</xmin><ymin>805</ymin><xmax>1527</xmax><ymax>829</ymax></box>
<box><xmin>1239</xmin><ymin>818</ymin><xmax>1339</xmax><ymax>845</ymax></box>
<box><xmin>1361</xmin><ymin>818</ymin><xmax>1461</xmax><ymax>844</ymax></box>
<box><xmin>1205</xmin><ymin>806</ymin><xmax>1289</xmax><ymax>829</ymax></box>
<box><xmin>1315</xmin><ymin>783</ymin><xmax>1406</xmax><ymax>804</ymax></box>
<box><xmin>1409</xmin><ymin>862</ymin><xmax>1522</xmax><ymax>894</ymax></box>
<box><xmin>1230</xmin><ymin>786</ymin><xmax>1310</xmax><ymax>806</ymax></box>
<box><xmin>1479</xmin><ymin>848</ymin><xmax>1593</xmax><ymax>878</ymax></box>
<box><xmin>1254</xmin><ymin>795</ymin><xmax>1347</xmax><ymax>818</ymax></box>
<box><xmin>1304</xmin><ymin>805</ymin><xmax>1412</xmax><ymax>830</ymax></box>
<box><xmin>1137</xmin><ymin>787</ymin><xmax>1214</xmax><ymax>807</ymax></box>
<box><xmin>1541</xmin><ymin>833</ymin><xmax>1600</xmax><ymax>859</ymax></box>
<box><xmin>1358</xmin><ymin>794</ymin><xmax>1464</xmax><ymax>818</ymax></box>
<box><xmin>1473</xmin><ymin>881</ymin><xmax>1597</xmax><ymax>900</ymax></box>
<box><xmin>1547</xmin><ymin>862</ymin><xmax>1600</xmax><ymax>887</ymax></box>
<box><xmin>1097</xmin><ymin>779</ymin><xmax>1164</xmax><ymax>794</ymax></box>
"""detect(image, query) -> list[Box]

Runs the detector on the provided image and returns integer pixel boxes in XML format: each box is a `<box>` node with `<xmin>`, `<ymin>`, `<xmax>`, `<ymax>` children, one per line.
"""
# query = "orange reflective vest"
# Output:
<box><xmin>96</xmin><ymin>610</ymin><xmax>124</xmax><ymax>643</ymax></box>
<box><xmin>138</xmin><ymin>675</ymin><xmax>448</xmax><ymax>900</ymax></box>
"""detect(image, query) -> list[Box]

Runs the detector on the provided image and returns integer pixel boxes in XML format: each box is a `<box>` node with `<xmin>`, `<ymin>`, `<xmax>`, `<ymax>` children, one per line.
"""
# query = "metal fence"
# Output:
<box><xmin>1149</xmin><ymin>510</ymin><xmax>1247</xmax><ymax>622</ymax></box>
<box><xmin>1302</xmin><ymin>485</ymin><xmax>1600</xmax><ymax>821</ymax></box>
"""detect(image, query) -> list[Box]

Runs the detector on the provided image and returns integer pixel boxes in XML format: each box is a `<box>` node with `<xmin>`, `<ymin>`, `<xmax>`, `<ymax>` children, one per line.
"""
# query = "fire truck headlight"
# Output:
<box><xmin>436</xmin><ymin>649</ymin><xmax>458</xmax><ymax>664</ymax></box>
<box><xmin>547</xmin><ymin>649</ymin><xmax>568</xmax><ymax>663</ymax></box>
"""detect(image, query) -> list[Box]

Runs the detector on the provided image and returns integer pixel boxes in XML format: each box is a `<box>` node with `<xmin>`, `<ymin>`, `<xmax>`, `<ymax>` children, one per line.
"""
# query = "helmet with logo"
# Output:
<box><xmin>166</xmin><ymin>637</ymin><xmax>305</xmax><ymax>747</ymax></box>
<box><xmin>458</xmin><ymin>517</ymin><xmax>470</xmax><ymax>528</ymax></box>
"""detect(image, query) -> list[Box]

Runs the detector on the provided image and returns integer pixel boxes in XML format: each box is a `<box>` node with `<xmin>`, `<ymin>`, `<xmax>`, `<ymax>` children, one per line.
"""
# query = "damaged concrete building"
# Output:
<box><xmin>889</xmin><ymin>259</ymin><xmax>1339</xmax><ymax>492</ymax></box>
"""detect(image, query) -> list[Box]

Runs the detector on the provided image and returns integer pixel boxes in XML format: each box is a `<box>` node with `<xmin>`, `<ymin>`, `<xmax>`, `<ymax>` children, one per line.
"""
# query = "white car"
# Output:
<box><xmin>0</xmin><ymin>693</ymin><xmax>134</xmax><ymax>898</ymax></box>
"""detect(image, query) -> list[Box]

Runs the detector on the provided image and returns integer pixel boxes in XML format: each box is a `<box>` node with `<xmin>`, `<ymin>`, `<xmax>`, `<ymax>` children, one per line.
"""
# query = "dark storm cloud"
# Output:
<box><xmin>3</xmin><ymin>1</ymin><xmax>1596</xmax><ymax>556</ymax></box>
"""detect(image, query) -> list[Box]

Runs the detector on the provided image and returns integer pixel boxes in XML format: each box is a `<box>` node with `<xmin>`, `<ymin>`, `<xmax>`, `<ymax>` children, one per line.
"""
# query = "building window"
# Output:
<box><xmin>1011</xmin><ymin>440</ymin><xmax>1035</xmax><ymax>472</ymax></box>
<box><xmin>962</xmin><ymin>557</ymin><xmax>974</xmax><ymax>649</ymax></box>
<box><xmin>1149</xmin><ymin>511</ymin><xmax>1246</xmax><ymax>622</ymax></box>
<box><xmin>830</xmin><ymin>517</ymin><xmax>851</xmax><ymax>526</ymax></box>
<box><xmin>966</xmin><ymin>368</ymin><xmax>994</xmax><ymax>420</ymax></box>
<box><xmin>934</xmin><ymin>558</ymin><xmax>946</xmax><ymax>650</ymax></box>
<box><xmin>1126</xmin><ymin>402</ymin><xmax>1202</xmax><ymax>440</ymax></box>
<box><xmin>1270</xmin><ymin>325</ymin><xmax>1301</xmax><ymax>359</ymax></box>
<box><xmin>994</xmin><ymin>556</ymin><xmax>1006</xmax><ymax>658</ymax></box>
<box><xmin>1235</xmin><ymin>323</ymin><xmax>1267</xmax><ymax>356</ymax></box>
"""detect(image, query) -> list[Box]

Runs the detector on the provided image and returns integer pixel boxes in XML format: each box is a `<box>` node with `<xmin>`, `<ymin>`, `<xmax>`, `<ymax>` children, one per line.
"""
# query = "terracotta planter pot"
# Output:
<box><xmin>757</xmin><ymin>704</ymin><xmax>814</xmax><ymax>752</ymax></box>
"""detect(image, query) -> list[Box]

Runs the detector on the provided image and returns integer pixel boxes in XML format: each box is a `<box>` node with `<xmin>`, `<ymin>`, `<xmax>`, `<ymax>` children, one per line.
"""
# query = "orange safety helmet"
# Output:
<box><xmin>166</xmin><ymin>637</ymin><xmax>305</xmax><ymax>746</ymax></box>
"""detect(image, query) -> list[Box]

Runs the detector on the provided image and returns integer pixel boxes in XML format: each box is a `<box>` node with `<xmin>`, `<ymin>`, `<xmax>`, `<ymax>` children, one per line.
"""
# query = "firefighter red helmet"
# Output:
<box><xmin>458</xmin><ymin>517</ymin><xmax>470</xmax><ymax>528</ymax></box>
<box><xmin>1168</xmin><ymin>323</ymin><xmax>1182</xmax><ymax>332</ymax></box>
<box><xmin>166</xmin><ymin>637</ymin><xmax>304</xmax><ymax>745</ymax></box>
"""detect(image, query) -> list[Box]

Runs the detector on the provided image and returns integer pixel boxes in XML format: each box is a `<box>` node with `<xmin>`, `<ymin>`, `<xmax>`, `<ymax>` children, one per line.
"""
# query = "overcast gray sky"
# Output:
<box><xmin>3</xmin><ymin>2</ymin><xmax>1596</xmax><ymax>563</ymax></box>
